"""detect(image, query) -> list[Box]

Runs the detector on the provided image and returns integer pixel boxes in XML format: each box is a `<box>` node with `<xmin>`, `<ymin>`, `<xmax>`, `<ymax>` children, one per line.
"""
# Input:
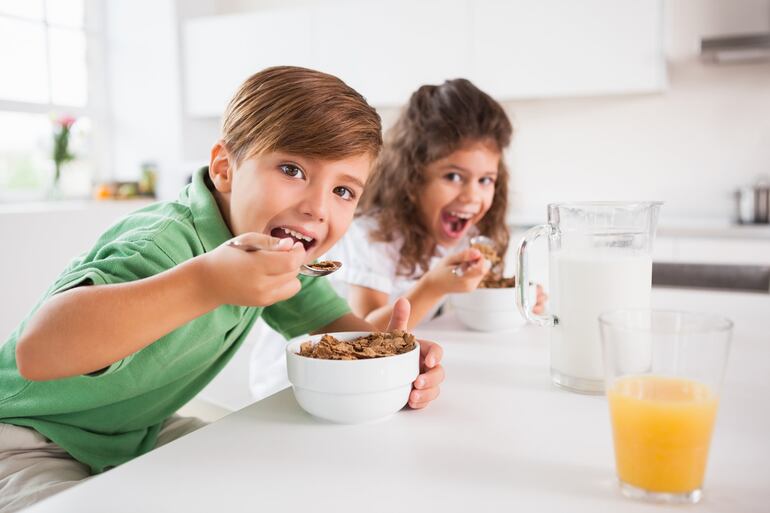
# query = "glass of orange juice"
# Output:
<box><xmin>599</xmin><ymin>310</ymin><xmax>732</xmax><ymax>504</ymax></box>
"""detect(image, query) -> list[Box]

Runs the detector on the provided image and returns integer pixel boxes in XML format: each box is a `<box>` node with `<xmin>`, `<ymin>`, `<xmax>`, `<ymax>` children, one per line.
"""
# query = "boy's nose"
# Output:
<box><xmin>298</xmin><ymin>189</ymin><xmax>328</xmax><ymax>223</ymax></box>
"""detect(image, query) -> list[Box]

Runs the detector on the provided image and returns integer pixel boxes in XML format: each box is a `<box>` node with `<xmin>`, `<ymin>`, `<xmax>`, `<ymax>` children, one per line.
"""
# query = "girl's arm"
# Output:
<box><xmin>16</xmin><ymin>234</ymin><xmax>304</xmax><ymax>381</ymax></box>
<box><xmin>348</xmin><ymin>247</ymin><xmax>490</xmax><ymax>330</ymax></box>
<box><xmin>348</xmin><ymin>279</ymin><xmax>444</xmax><ymax>331</ymax></box>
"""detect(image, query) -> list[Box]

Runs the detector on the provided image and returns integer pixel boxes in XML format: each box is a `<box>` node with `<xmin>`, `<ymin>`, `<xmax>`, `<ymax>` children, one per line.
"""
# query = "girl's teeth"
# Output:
<box><xmin>281</xmin><ymin>227</ymin><xmax>313</xmax><ymax>242</ymax></box>
<box><xmin>450</xmin><ymin>211</ymin><xmax>474</xmax><ymax>219</ymax></box>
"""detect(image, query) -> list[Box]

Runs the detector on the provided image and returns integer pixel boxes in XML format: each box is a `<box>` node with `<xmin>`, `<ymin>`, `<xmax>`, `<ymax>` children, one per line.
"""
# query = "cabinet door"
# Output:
<box><xmin>471</xmin><ymin>0</ymin><xmax>666</xmax><ymax>99</ymax></box>
<box><xmin>183</xmin><ymin>9</ymin><xmax>314</xmax><ymax>117</ymax></box>
<box><xmin>314</xmin><ymin>0</ymin><xmax>469</xmax><ymax>106</ymax></box>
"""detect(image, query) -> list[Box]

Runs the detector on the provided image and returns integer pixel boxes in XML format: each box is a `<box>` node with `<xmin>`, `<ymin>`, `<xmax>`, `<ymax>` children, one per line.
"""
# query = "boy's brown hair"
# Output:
<box><xmin>221</xmin><ymin>66</ymin><xmax>382</xmax><ymax>163</ymax></box>
<box><xmin>359</xmin><ymin>78</ymin><xmax>513</xmax><ymax>277</ymax></box>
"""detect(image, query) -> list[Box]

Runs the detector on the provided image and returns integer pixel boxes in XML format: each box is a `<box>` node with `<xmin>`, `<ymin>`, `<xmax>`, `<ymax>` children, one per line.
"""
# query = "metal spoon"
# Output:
<box><xmin>470</xmin><ymin>235</ymin><xmax>495</xmax><ymax>249</ymax></box>
<box><xmin>225</xmin><ymin>240</ymin><xmax>342</xmax><ymax>277</ymax></box>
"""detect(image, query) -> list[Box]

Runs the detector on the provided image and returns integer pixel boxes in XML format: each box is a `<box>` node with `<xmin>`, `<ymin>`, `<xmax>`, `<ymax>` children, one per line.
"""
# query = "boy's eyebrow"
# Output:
<box><xmin>341</xmin><ymin>174</ymin><xmax>366</xmax><ymax>189</ymax></box>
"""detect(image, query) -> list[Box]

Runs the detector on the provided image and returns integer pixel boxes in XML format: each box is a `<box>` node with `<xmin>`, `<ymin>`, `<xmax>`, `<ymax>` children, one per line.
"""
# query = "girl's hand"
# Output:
<box><xmin>197</xmin><ymin>232</ymin><xmax>306</xmax><ymax>307</ymax></box>
<box><xmin>425</xmin><ymin>247</ymin><xmax>491</xmax><ymax>295</ymax></box>
<box><xmin>532</xmin><ymin>284</ymin><xmax>549</xmax><ymax>315</ymax></box>
<box><xmin>386</xmin><ymin>298</ymin><xmax>445</xmax><ymax>409</ymax></box>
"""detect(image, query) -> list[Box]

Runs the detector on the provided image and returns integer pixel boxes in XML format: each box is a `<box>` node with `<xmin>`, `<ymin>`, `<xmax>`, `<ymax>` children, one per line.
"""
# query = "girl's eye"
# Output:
<box><xmin>444</xmin><ymin>172</ymin><xmax>463</xmax><ymax>183</ymax></box>
<box><xmin>333</xmin><ymin>186</ymin><xmax>354</xmax><ymax>201</ymax></box>
<box><xmin>279</xmin><ymin>164</ymin><xmax>306</xmax><ymax>180</ymax></box>
<box><xmin>480</xmin><ymin>176</ymin><xmax>496</xmax><ymax>186</ymax></box>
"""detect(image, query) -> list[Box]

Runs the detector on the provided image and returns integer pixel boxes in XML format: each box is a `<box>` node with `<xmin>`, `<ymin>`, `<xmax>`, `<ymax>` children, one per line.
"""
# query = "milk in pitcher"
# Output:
<box><xmin>549</xmin><ymin>251</ymin><xmax>652</xmax><ymax>391</ymax></box>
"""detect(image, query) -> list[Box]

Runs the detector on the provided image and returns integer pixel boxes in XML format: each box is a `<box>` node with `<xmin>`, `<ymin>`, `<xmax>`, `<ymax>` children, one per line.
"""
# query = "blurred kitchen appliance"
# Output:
<box><xmin>735</xmin><ymin>178</ymin><xmax>770</xmax><ymax>224</ymax></box>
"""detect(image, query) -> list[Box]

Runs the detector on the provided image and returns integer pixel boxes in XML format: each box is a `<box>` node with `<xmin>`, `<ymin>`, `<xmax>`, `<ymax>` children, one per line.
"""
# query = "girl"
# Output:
<box><xmin>326</xmin><ymin>78</ymin><xmax>545</xmax><ymax>329</ymax></box>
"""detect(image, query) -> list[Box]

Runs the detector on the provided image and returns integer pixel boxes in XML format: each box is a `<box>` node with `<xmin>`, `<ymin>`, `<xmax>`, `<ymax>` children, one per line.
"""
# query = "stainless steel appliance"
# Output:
<box><xmin>736</xmin><ymin>179</ymin><xmax>770</xmax><ymax>224</ymax></box>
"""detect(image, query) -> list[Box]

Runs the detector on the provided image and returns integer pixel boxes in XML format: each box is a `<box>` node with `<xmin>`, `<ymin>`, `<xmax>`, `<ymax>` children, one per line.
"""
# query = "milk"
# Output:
<box><xmin>549</xmin><ymin>251</ymin><xmax>652</xmax><ymax>389</ymax></box>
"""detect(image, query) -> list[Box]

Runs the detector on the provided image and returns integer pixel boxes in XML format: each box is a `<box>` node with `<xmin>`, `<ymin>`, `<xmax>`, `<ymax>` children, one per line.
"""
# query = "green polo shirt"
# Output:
<box><xmin>0</xmin><ymin>167</ymin><xmax>350</xmax><ymax>473</ymax></box>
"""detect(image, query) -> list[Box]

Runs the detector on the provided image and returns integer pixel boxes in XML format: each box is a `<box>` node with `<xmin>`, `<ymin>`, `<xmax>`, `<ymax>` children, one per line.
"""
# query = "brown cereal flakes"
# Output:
<box><xmin>479</xmin><ymin>274</ymin><xmax>516</xmax><ymax>288</ymax></box>
<box><xmin>471</xmin><ymin>242</ymin><xmax>501</xmax><ymax>265</ymax></box>
<box><xmin>471</xmin><ymin>242</ymin><xmax>515</xmax><ymax>288</ymax></box>
<box><xmin>307</xmin><ymin>260</ymin><xmax>339</xmax><ymax>270</ymax></box>
<box><xmin>298</xmin><ymin>330</ymin><xmax>417</xmax><ymax>360</ymax></box>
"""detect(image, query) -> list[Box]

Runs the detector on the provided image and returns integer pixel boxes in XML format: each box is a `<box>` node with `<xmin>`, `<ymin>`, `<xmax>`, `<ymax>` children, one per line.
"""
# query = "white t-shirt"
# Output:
<box><xmin>324</xmin><ymin>215</ymin><xmax>450</xmax><ymax>322</ymax></box>
<box><xmin>249</xmin><ymin>216</ymin><xmax>458</xmax><ymax>402</ymax></box>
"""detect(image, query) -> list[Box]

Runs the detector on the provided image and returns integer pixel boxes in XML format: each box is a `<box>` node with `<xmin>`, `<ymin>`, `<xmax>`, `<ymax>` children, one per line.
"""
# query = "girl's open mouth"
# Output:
<box><xmin>440</xmin><ymin>210</ymin><xmax>474</xmax><ymax>239</ymax></box>
<box><xmin>271</xmin><ymin>227</ymin><xmax>316</xmax><ymax>251</ymax></box>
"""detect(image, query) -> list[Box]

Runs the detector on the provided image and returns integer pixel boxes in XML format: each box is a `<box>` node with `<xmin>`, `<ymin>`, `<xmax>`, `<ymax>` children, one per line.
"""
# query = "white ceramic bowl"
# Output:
<box><xmin>286</xmin><ymin>332</ymin><xmax>420</xmax><ymax>424</ymax></box>
<box><xmin>450</xmin><ymin>287</ymin><xmax>526</xmax><ymax>332</ymax></box>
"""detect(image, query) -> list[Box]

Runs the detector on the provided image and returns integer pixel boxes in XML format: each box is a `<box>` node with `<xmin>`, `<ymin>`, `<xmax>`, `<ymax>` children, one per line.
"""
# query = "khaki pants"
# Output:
<box><xmin>0</xmin><ymin>416</ymin><xmax>206</xmax><ymax>513</ymax></box>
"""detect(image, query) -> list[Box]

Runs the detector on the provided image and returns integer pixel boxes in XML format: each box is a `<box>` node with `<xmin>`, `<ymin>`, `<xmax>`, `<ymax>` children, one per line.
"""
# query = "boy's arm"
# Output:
<box><xmin>311</xmin><ymin>298</ymin><xmax>445</xmax><ymax>410</ymax></box>
<box><xmin>17</xmin><ymin>257</ymin><xmax>217</xmax><ymax>381</ymax></box>
<box><xmin>17</xmin><ymin>234</ymin><xmax>305</xmax><ymax>381</ymax></box>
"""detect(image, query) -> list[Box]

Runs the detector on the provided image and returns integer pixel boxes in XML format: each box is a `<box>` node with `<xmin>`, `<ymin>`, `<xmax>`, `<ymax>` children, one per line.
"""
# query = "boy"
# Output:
<box><xmin>0</xmin><ymin>67</ymin><xmax>444</xmax><ymax>512</ymax></box>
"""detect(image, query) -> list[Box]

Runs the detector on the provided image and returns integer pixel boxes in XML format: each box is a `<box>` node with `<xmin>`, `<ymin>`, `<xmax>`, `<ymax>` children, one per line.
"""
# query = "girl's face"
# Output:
<box><xmin>417</xmin><ymin>141</ymin><xmax>500</xmax><ymax>248</ymax></box>
<box><xmin>211</xmin><ymin>145</ymin><xmax>371</xmax><ymax>264</ymax></box>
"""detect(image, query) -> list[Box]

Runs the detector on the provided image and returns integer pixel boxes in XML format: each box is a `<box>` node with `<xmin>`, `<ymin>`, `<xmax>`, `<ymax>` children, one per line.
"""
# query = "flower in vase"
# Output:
<box><xmin>51</xmin><ymin>114</ymin><xmax>77</xmax><ymax>185</ymax></box>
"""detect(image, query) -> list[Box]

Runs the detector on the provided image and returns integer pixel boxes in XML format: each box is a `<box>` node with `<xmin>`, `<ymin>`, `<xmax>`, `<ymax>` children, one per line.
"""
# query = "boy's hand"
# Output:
<box><xmin>425</xmin><ymin>248</ymin><xmax>491</xmax><ymax>294</ymax></box>
<box><xmin>198</xmin><ymin>232</ymin><xmax>306</xmax><ymax>307</ymax></box>
<box><xmin>386</xmin><ymin>298</ymin><xmax>445</xmax><ymax>410</ymax></box>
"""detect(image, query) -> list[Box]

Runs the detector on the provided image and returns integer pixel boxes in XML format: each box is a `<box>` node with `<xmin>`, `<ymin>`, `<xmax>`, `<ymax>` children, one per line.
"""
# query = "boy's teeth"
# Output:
<box><xmin>281</xmin><ymin>227</ymin><xmax>313</xmax><ymax>242</ymax></box>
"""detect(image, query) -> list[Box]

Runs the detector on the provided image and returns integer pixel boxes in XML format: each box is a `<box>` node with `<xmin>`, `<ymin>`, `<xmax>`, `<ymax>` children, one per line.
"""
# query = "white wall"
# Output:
<box><xmin>504</xmin><ymin>59</ymin><xmax>770</xmax><ymax>221</ymax></box>
<box><xmin>106</xmin><ymin>0</ymin><xmax>186</xmax><ymax>200</ymax></box>
<box><xmin>172</xmin><ymin>0</ymin><xmax>770</xmax><ymax>224</ymax></box>
<box><xmin>0</xmin><ymin>200</ymin><xmax>153</xmax><ymax>340</ymax></box>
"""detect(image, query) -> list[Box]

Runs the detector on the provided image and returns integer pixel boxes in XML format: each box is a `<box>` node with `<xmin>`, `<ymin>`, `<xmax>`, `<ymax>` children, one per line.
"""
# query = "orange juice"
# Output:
<box><xmin>608</xmin><ymin>375</ymin><xmax>718</xmax><ymax>493</ymax></box>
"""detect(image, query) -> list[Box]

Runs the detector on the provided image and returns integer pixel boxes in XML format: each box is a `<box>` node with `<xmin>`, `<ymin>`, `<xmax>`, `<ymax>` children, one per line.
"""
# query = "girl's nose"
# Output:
<box><xmin>459</xmin><ymin>180</ymin><xmax>482</xmax><ymax>203</ymax></box>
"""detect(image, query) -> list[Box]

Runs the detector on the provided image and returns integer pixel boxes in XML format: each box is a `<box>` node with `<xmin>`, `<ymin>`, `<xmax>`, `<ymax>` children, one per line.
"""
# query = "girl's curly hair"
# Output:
<box><xmin>358</xmin><ymin>78</ymin><xmax>513</xmax><ymax>276</ymax></box>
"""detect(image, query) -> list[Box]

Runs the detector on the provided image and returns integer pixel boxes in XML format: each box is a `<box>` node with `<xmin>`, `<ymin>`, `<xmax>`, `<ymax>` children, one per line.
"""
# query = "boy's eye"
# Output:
<box><xmin>279</xmin><ymin>164</ymin><xmax>306</xmax><ymax>179</ymax></box>
<box><xmin>333</xmin><ymin>186</ymin><xmax>354</xmax><ymax>200</ymax></box>
<box><xmin>444</xmin><ymin>172</ymin><xmax>463</xmax><ymax>183</ymax></box>
<box><xmin>480</xmin><ymin>176</ymin><xmax>496</xmax><ymax>186</ymax></box>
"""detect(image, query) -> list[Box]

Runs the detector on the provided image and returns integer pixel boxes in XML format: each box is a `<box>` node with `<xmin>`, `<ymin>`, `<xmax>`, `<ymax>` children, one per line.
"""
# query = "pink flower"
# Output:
<box><xmin>56</xmin><ymin>115</ymin><xmax>77</xmax><ymax>128</ymax></box>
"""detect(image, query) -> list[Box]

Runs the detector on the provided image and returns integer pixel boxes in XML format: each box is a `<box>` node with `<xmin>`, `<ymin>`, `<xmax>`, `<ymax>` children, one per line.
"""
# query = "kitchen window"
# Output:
<box><xmin>0</xmin><ymin>0</ymin><xmax>107</xmax><ymax>201</ymax></box>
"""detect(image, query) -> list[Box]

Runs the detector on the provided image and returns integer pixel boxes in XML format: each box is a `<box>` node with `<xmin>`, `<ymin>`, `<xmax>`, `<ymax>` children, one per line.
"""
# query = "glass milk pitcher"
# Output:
<box><xmin>515</xmin><ymin>202</ymin><xmax>662</xmax><ymax>394</ymax></box>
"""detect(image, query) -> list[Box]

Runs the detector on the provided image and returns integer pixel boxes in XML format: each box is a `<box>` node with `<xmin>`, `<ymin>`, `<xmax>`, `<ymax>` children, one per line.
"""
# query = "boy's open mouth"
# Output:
<box><xmin>271</xmin><ymin>226</ymin><xmax>317</xmax><ymax>251</ymax></box>
<box><xmin>440</xmin><ymin>210</ymin><xmax>474</xmax><ymax>239</ymax></box>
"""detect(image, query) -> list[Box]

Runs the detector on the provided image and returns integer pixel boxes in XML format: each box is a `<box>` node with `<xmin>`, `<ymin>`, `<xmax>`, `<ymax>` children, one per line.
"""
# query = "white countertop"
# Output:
<box><xmin>25</xmin><ymin>288</ymin><xmax>770</xmax><ymax>513</ymax></box>
<box><xmin>0</xmin><ymin>198</ymin><xmax>154</xmax><ymax>215</ymax></box>
<box><xmin>508</xmin><ymin>215</ymin><xmax>770</xmax><ymax>240</ymax></box>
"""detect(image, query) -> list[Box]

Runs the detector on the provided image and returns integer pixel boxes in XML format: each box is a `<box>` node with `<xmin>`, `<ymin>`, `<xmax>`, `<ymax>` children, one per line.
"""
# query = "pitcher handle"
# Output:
<box><xmin>516</xmin><ymin>224</ymin><xmax>557</xmax><ymax>327</ymax></box>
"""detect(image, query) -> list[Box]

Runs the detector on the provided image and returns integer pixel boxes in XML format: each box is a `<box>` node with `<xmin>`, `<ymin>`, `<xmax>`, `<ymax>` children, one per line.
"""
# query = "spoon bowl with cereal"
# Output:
<box><xmin>452</xmin><ymin>234</ymin><xmax>499</xmax><ymax>277</ymax></box>
<box><xmin>225</xmin><ymin>240</ymin><xmax>342</xmax><ymax>277</ymax></box>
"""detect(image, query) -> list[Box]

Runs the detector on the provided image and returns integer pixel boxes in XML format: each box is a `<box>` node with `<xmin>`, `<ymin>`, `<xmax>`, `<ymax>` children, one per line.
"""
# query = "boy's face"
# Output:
<box><xmin>417</xmin><ymin>141</ymin><xmax>500</xmax><ymax>248</ymax></box>
<box><xmin>210</xmin><ymin>145</ymin><xmax>372</xmax><ymax>263</ymax></box>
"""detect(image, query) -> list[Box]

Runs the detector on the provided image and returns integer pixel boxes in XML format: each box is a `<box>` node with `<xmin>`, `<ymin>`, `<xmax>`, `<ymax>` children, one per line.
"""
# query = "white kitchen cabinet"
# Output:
<box><xmin>314</xmin><ymin>0</ymin><xmax>469</xmax><ymax>107</ymax></box>
<box><xmin>183</xmin><ymin>8</ymin><xmax>314</xmax><ymax>117</ymax></box>
<box><xmin>472</xmin><ymin>0</ymin><xmax>666</xmax><ymax>98</ymax></box>
<box><xmin>182</xmin><ymin>0</ymin><xmax>666</xmax><ymax>116</ymax></box>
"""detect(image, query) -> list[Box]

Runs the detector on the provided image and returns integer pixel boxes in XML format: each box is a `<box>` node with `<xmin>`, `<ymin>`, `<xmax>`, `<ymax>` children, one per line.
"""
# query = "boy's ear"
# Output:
<box><xmin>209</xmin><ymin>141</ymin><xmax>233</xmax><ymax>193</ymax></box>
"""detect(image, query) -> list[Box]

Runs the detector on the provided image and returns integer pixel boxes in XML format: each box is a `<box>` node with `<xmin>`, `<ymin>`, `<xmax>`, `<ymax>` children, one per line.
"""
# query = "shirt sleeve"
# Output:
<box><xmin>45</xmin><ymin>238</ymin><xmax>179</xmax><ymax>376</ymax></box>
<box><xmin>324</xmin><ymin>217</ymin><xmax>400</xmax><ymax>295</ymax></box>
<box><xmin>260</xmin><ymin>275</ymin><xmax>351</xmax><ymax>340</ymax></box>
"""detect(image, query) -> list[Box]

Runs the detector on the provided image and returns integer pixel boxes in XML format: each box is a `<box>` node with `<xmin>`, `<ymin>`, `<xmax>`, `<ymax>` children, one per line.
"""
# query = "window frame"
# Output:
<box><xmin>0</xmin><ymin>0</ymin><xmax>110</xmax><ymax>198</ymax></box>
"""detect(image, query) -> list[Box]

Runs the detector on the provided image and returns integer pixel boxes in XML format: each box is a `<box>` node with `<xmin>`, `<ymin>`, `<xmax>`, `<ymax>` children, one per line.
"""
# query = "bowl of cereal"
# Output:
<box><xmin>286</xmin><ymin>331</ymin><xmax>420</xmax><ymax>424</ymax></box>
<box><xmin>450</xmin><ymin>276</ymin><xmax>526</xmax><ymax>332</ymax></box>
